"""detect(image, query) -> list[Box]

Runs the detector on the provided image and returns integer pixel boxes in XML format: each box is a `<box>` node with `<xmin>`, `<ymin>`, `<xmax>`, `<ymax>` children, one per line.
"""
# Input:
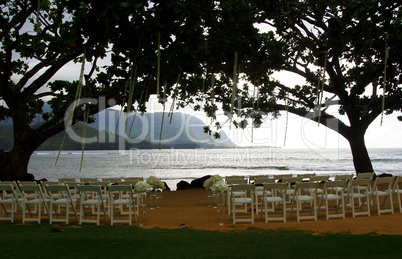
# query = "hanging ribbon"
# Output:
<box><xmin>380</xmin><ymin>33</ymin><xmax>389</xmax><ymax>126</ymax></box>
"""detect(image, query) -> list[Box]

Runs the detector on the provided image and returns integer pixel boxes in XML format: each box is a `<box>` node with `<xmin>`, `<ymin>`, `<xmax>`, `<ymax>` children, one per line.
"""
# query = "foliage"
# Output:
<box><xmin>1</xmin><ymin>0</ymin><xmax>401</xmax><ymax>180</ymax></box>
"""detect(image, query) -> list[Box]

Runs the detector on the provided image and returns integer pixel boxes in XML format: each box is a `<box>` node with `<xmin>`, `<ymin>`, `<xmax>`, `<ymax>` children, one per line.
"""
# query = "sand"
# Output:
<box><xmin>9</xmin><ymin>188</ymin><xmax>402</xmax><ymax>234</ymax></box>
<box><xmin>142</xmin><ymin>188</ymin><xmax>402</xmax><ymax>235</ymax></box>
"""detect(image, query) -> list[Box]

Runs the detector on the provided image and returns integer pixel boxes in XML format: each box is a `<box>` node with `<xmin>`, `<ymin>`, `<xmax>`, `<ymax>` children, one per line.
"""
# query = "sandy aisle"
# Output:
<box><xmin>142</xmin><ymin>189</ymin><xmax>402</xmax><ymax>235</ymax></box>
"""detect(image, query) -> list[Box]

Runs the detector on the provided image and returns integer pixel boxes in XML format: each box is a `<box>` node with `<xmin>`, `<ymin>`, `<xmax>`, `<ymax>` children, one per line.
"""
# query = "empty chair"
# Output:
<box><xmin>58</xmin><ymin>178</ymin><xmax>77</xmax><ymax>184</ymax></box>
<box><xmin>80</xmin><ymin>178</ymin><xmax>99</xmax><ymax>184</ymax></box>
<box><xmin>123</xmin><ymin>177</ymin><xmax>144</xmax><ymax>183</ymax></box>
<box><xmin>225</xmin><ymin>175</ymin><xmax>247</xmax><ymax>183</ymax></box>
<box><xmin>19</xmin><ymin>184</ymin><xmax>49</xmax><ymax>224</ymax></box>
<box><xmin>309</xmin><ymin>175</ymin><xmax>330</xmax><ymax>195</ymax></box>
<box><xmin>356</xmin><ymin>172</ymin><xmax>375</xmax><ymax>179</ymax></box>
<box><xmin>317</xmin><ymin>181</ymin><xmax>347</xmax><ymax>220</ymax></box>
<box><xmin>231</xmin><ymin>184</ymin><xmax>255</xmax><ymax>224</ymax></box>
<box><xmin>249</xmin><ymin>175</ymin><xmax>270</xmax><ymax>184</ymax></box>
<box><xmin>297</xmin><ymin>173</ymin><xmax>316</xmax><ymax>181</ymax></box>
<box><xmin>0</xmin><ymin>181</ymin><xmax>23</xmax><ymax>211</ymax></box>
<box><xmin>46</xmin><ymin>185</ymin><xmax>78</xmax><ymax>224</ymax></box>
<box><xmin>0</xmin><ymin>183</ymin><xmax>20</xmax><ymax>223</ymax></box>
<box><xmin>333</xmin><ymin>174</ymin><xmax>353</xmax><ymax>195</ymax></box>
<box><xmin>274</xmin><ymin>174</ymin><xmax>293</xmax><ymax>182</ymax></box>
<box><xmin>290</xmin><ymin>182</ymin><xmax>319</xmax><ymax>222</ymax></box>
<box><xmin>390</xmin><ymin>176</ymin><xmax>402</xmax><ymax>213</ymax></box>
<box><xmin>109</xmin><ymin>185</ymin><xmax>136</xmax><ymax>225</ymax></box>
<box><xmin>282</xmin><ymin>176</ymin><xmax>303</xmax><ymax>209</ymax></box>
<box><xmin>261</xmin><ymin>182</ymin><xmax>287</xmax><ymax>223</ymax></box>
<box><xmin>369</xmin><ymin>177</ymin><xmax>394</xmax><ymax>215</ymax></box>
<box><xmin>78</xmin><ymin>185</ymin><xmax>108</xmax><ymax>225</ymax></box>
<box><xmin>253</xmin><ymin>178</ymin><xmax>275</xmax><ymax>214</ymax></box>
<box><xmin>346</xmin><ymin>179</ymin><xmax>371</xmax><ymax>218</ymax></box>
<box><xmin>102</xmin><ymin>178</ymin><xmax>121</xmax><ymax>185</ymax></box>
<box><xmin>226</xmin><ymin>178</ymin><xmax>248</xmax><ymax>215</ymax></box>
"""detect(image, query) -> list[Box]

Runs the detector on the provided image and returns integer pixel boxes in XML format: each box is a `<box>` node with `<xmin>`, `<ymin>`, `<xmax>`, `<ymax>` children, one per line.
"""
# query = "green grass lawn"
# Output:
<box><xmin>1</xmin><ymin>223</ymin><xmax>402</xmax><ymax>258</ymax></box>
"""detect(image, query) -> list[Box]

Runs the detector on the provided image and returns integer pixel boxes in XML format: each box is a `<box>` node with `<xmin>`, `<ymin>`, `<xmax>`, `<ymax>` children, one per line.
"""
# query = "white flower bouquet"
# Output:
<box><xmin>134</xmin><ymin>180</ymin><xmax>152</xmax><ymax>193</ymax></box>
<box><xmin>146</xmin><ymin>175</ymin><xmax>166</xmax><ymax>190</ymax></box>
<box><xmin>211</xmin><ymin>180</ymin><xmax>229</xmax><ymax>193</ymax></box>
<box><xmin>203</xmin><ymin>175</ymin><xmax>224</xmax><ymax>190</ymax></box>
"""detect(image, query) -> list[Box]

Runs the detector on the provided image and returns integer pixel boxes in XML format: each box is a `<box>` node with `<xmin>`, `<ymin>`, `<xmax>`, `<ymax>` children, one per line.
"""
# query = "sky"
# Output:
<box><xmin>40</xmin><ymin>55</ymin><xmax>402</xmax><ymax>150</ymax></box>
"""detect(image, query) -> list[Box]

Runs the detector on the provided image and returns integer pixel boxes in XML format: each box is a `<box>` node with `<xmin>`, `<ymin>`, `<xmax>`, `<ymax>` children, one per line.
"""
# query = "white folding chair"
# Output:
<box><xmin>231</xmin><ymin>184</ymin><xmax>255</xmax><ymax>224</ymax></box>
<box><xmin>290</xmin><ymin>182</ymin><xmax>318</xmax><ymax>222</ymax></box>
<box><xmin>46</xmin><ymin>185</ymin><xmax>78</xmax><ymax>224</ymax></box>
<box><xmin>253</xmin><ymin>178</ymin><xmax>275</xmax><ymax>214</ymax></box>
<box><xmin>109</xmin><ymin>185</ymin><xmax>136</xmax><ymax>225</ymax></box>
<box><xmin>261</xmin><ymin>182</ymin><xmax>287</xmax><ymax>223</ymax></box>
<box><xmin>226</xmin><ymin>179</ymin><xmax>248</xmax><ymax>215</ymax></box>
<box><xmin>78</xmin><ymin>185</ymin><xmax>108</xmax><ymax>225</ymax></box>
<box><xmin>346</xmin><ymin>179</ymin><xmax>371</xmax><ymax>218</ymax></box>
<box><xmin>369</xmin><ymin>177</ymin><xmax>394</xmax><ymax>215</ymax></box>
<box><xmin>390</xmin><ymin>176</ymin><xmax>402</xmax><ymax>213</ymax></box>
<box><xmin>282</xmin><ymin>176</ymin><xmax>303</xmax><ymax>210</ymax></box>
<box><xmin>19</xmin><ymin>184</ymin><xmax>49</xmax><ymax>224</ymax></box>
<box><xmin>317</xmin><ymin>181</ymin><xmax>347</xmax><ymax>220</ymax></box>
<box><xmin>0</xmin><ymin>183</ymin><xmax>20</xmax><ymax>223</ymax></box>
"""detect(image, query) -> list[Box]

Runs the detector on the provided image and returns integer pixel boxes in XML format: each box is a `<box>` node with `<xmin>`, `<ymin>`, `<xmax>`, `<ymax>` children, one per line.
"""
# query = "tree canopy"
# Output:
<box><xmin>0</xmin><ymin>0</ymin><xmax>401</xmax><ymax>180</ymax></box>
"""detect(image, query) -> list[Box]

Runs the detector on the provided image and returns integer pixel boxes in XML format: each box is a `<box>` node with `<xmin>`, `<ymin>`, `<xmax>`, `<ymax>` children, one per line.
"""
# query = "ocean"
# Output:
<box><xmin>28</xmin><ymin>148</ymin><xmax>402</xmax><ymax>190</ymax></box>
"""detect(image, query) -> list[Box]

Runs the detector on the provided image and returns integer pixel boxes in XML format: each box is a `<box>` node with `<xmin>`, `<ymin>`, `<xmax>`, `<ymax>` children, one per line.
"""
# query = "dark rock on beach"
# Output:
<box><xmin>190</xmin><ymin>175</ymin><xmax>211</xmax><ymax>188</ymax></box>
<box><xmin>176</xmin><ymin>180</ymin><xmax>191</xmax><ymax>190</ymax></box>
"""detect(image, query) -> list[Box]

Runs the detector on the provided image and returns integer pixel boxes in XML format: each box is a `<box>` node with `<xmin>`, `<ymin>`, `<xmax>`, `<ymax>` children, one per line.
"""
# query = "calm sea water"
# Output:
<box><xmin>28</xmin><ymin>148</ymin><xmax>402</xmax><ymax>190</ymax></box>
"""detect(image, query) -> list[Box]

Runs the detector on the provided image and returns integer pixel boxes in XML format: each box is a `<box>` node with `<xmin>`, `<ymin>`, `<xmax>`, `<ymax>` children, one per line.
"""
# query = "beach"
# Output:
<box><xmin>141</xmin><ymin>188</ymin><xmax>402</xmax><ymax>235</ymax></box>
<box><xmin>8</xmin><ymin>188</ymin><xmax>400</xmax><ymax>235</ymax></box>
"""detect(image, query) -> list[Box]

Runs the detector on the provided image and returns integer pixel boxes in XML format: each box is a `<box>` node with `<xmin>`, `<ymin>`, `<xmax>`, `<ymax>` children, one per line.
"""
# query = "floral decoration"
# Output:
<box><xmin>134</xmin><ymin>180</ymin><xmax>152</xmax><ymax>193</ymax></box>
<box><xmin>211</xmin><ymin>180</ymin><xmax>229</xmax><ymax>192</ymax></box>
<box><xmin>146</xmin><ymin>175</ymin><xmax>166</xmax><ymax>190</ymax></box>
<box><xmin>203</xmin><ymin>175</ymin><xmax>224</xmax><ymax>190</ymax></box>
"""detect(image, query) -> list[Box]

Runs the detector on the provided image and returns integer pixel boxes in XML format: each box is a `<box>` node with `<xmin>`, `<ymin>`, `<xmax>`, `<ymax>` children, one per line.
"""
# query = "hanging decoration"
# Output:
<box><xmin>316</xmin><ymin>52</ymin><xmax>327</xmax><ymax>126</ymax></box>
<box><xmin>210</xmin><ymin>75</ymin><xmax>216</xmax><ymax>124</ymax></box>
<box><xmin>283</xmin><ymin>91</ymin><xmax>289</xmax><ymax>147</ymax></box>
<box><xmin>159</xmin><ymin>85</ymin><xmax>167</xmax><ymax>150</ymax></box>
<box><xmin>156</xmin><ymin>32</ymin><xmax>161</xmax><ymax>99</ymax></box>
<box><xmin>128</xmin><ymin>88</ymin><xmax>145</xmax><ymax>137</ymax></box>
<box><xmin>36</xmin><ymin>0</ymin><xmax>41</xmax><ymax>32</ymax></box>
<box><xmin>168</xmin><ymin>74</ymin><xmax>181</xmax><ymax>124</ymax></box>
<box><xmin>125</xmin><ymin>65</ymin><xmax>137</xmax><ymax>133</ymax></box>
<box><xmin>80</xmin><ymin>105</ymin><xmax>90</xmax><ymax>172</ymax></box>
<box><xmin>380</xmin><ymin>33</ymin><xmax>390</xmax><ymax>126</ymax></box>
<box><xmin>55</xmin><ymin>49</ymin><xmax>86</xmax><ymax>166</ymax></box>
<box><xmin>229</xmin><ymin>51</ymin><xmax>239</xmax><ymax>129</ymax></box>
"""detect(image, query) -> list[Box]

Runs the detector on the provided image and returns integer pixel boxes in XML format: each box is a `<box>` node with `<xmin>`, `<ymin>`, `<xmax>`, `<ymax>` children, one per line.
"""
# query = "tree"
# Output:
<box><xmin>0</xmin><ymin>0</ymin><xmax>261</xmax><ymax>181</ymax></box>
<box><xmin>186</xmin><ymin>0</ymin><xmax>401</xmax><ymax>174</ymax></box>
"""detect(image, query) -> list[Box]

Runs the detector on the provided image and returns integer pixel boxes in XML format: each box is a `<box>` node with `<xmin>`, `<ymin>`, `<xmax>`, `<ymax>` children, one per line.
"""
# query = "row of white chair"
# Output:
<box><xmin>226</xmin><ymin>174</ymin><xmax>402</xmax><ymax>224</ymax></box>
<box><xmin>0</xmin><ymin>180</ymin><xmax>142</xmax><ymax>226</ymax></box>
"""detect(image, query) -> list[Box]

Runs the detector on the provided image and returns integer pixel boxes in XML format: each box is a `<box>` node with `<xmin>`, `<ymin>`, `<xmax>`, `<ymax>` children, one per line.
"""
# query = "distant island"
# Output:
<box><xmin>0</xmin><ymin>107</ymin><xmax>236</xmax><ymax>151</ymax></box>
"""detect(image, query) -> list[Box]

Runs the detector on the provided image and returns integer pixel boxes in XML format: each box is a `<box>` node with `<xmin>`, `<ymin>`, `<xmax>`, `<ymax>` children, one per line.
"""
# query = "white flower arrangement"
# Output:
<box><xmin>146</xmin><ymin>175</ymin><xmax>166</xmax><ymax>190</ymax></box>
<box><xmin>211</xmin><ymin>180</ymin><xmax>229</xmax><ymax>192</ymax></box>
<box><xmin>134</xmin><ymin>180</ymin><xmax>152</xmax><ymax>193</ymax></box>
<box><xmin>203</xmin><ymin>175</ymin><xmax>224</xmax><ymax>190</ymax></box>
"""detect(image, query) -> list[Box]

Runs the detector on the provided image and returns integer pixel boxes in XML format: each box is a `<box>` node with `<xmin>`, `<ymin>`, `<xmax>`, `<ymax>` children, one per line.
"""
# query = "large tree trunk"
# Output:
<box><xmin>0</xmin><ymin>148</ymin><xmax>35</xmax><ymax>181</ymax></box>
<box><xmin>348</xmin><ymin>132</ymin><xmax>374</xmax><ymax>174</ymax></box>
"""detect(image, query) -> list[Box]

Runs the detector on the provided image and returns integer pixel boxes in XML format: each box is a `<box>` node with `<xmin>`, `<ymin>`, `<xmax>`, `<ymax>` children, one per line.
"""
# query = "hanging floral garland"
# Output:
<box><xmin>229</xmin><ymin>51</ymin><xmax>239</xmax><ymax>129</ymax></box>
<box><xmin>380</xmin><ymin>33</ymin><xmax>390</xmax><ymax>126</ymax></box>
<box><xmin>168</xmin><ymin>74</ymin><xmax>181</xmax><ymax>124</ymax></box>
<box><xmin>283</xmin><ymin>91</ymin><xmax>289</xmax><ymax>146</ymax></box>
<box><xmin>80</xmin><ymin>105</ymin><xmax>90</xmax><ymax>172</ymax></box>
<box><xmin>55</xmin><ymin>49</ymin><xmax>86</xmax><ymax>166</ymax></box>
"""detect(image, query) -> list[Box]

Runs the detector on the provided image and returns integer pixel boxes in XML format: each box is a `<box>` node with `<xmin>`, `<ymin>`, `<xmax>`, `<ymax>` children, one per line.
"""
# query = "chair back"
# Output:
<box><xmin>231</xmin><ymin>184</ymin><xmax>255</xmax><ymax>193</ymax></box>
<box><xmin>227</xmin><ymin>179</ymin><xmax>248</xmax><ymax>185</ymax></box>
<box><xmin>309</xmin><ymin>175</ymin><xmax>329</xmax><ymax>183</ymax></box>
<box><xmin>356</xmin><ymin>172</ymin><xmax>375</xmax><ymax>179</ymax></box>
